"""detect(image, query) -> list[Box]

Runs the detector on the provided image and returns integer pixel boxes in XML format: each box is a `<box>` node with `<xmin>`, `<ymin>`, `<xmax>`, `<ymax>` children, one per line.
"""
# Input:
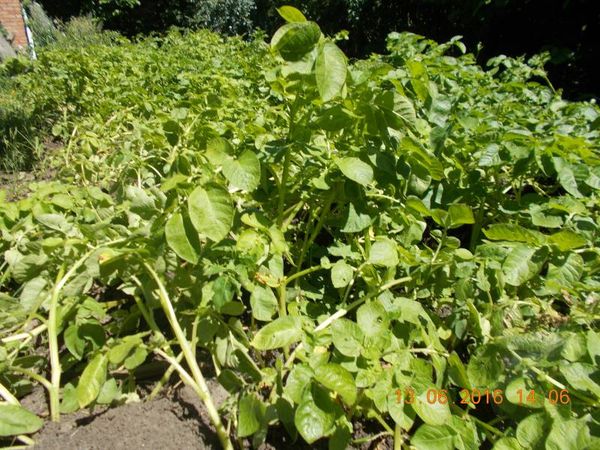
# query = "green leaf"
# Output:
<box><xmin>548</xmin><ymin>230</ymin><xmax>587</xmax><ymax>251</ymax></box>
<box><xmin>553</xmin><ymin>157</ymin><xmax>583</xmax><ymax>198</ymax></box>
<box><xmin>331</xmin><ymin>318</ymin><xmax>363</xmax><ymax>357</ymax></box>
<box><xmin>108</xmin><ymin>339</ymin><xmax>139</xmax><ymax>365</ymax></box>
<box><xmin>341</xmin><ymin>203</ymin><xmax>372</xmax><ymax>233</ymax></box>
<box><xmin>560</xmin><ymin>363</ymin><xmax>600</xmax><ymax>397</ymax></box>
<box><xmin>251</xmin><ymin>316</ymin><xmax>302</xmax><ymax>350</ymax></box>
<box><xmin>357</xmin><ymin>301</ymin><xmax>389</xmax><ymax>337</ymax></box>
<box><xmin>467</xmin><ymin>346</ymin><xmax>505</xmax><ymax>388</ymax></box>
<box><xmin>11</xmin><ymin>254</ymin><xmax>48</xmax><ymax>283</ymax></box>
<box><xmin>331</xmin><ymin>260</ymin><xmax>353</xmax><ymax>288</ymax></box>
<box><xmin>368</xmin><ymin>237</ymin><xmax>399</xmax><ymax>267</ymax></box>
<box><xmin>587</xmin><ymin>330</ymin><xmax>600</xmax><ymax>363</ymax></box>
<box><xmin>502</xmin><ymin>244</ymin><xmax>546</xmax><ymax>286</ymax></box>
<box><xmin>492</xmin><ymin>437</ymin><xmax>523</xmax><ymax>450</ymax></box>
<box><xmin>448</xmin><ymin>204</ymin><xmax>475</xmax><ymax>229</ymax></box>
<box><xmin>64</xmin><ymin>324</ymin><xmax>86</xmax><ymax>360</ymax></box>
<box><xmin>250</xmin><ymin>285</ymin><xmax>278</xmax><ymax>321</ymax></box>
<box><xmin>271</xmin><ymin>21</ymin><xmax>321</xmax><ymax>61</ymax></box>
<box><xmin>222</xmin><ymin>150</ymin><xmax>261</xmax><ymax>192</ymax></box>
<box><xmin>77</xmin><ymin>353</ymin><xmax>108</xmax><ymax>408</ymax></box>
<box><xmin>411</xmin><ymin>424</ymin><xmax>454</xmax><ymax>450</ymax></box>
<box><xmin>483</xmin><ymin>224</ymin><xmax>546</xmax><ymax>246</ymax></box>
<box><xmin>315</xmin><ymin>363</ymin><xmax>357</xmax><ymax>405</ymax></box>
<box><xmin>516</xmin><ymin>413</ymin><xmax>548</xmax><ymax>449</ymax></box>
<box><xmin>545</xmin><ymin>253</ymin><xmax>583</xmax><ymax>291</ymax></box>
<box><xmin>284</xmin><ymin>364</ymin><xmax>314</xmax><ymax>404</ymax></box>
<box><xmin>188</xmin><ymin>185</ymin><xmax>234</xmax><ymax>242</ymax></box>
<box><xmin>337</xmin><ymin>157</ymin><xmax>373</xmax><ymax>186</ymax></box>
<box><xmin>545</xmin><ymin>417</ymin><xmax>591</xmax><ymax>450</ymax></box>
<box><xmin>505</xmin><ymin>377</ymin><xmax>544</xmax><ymax>408</ymax></box>
<box><xmin>277</xmin><ymin>5</ymin><xmax>307</xmax><ymax>22</ymax></box>
<box><xmin>96</xmin><ymin>378</ymin><xmax>120</xmax><ymax>405</ymax></box>
<box><xmin>205</xmin><ymin>137</ymin><xmax>232</xmax><ymax>166</ymax></box>
<box><xmin>412</xmin><ymin>388</ymin><xmax>452</xmax><ymax>426</ymax></box>
<box><xmin>124</xmin><ymin>346</ymin><xmax>148</xmax><ymax>370</ymax></box>
<box><xmin>165</xmin><ymin>213</ymin><xmax>201</xmax><ymax>263</ymax></box>
<box><xmin>238</xmin><ymin>393</ymin><xmax>265</xmax><ymax>438</ymax></box>
<box><xmin>315</xmin><ymin>42</ymin><xmax>347</xmax><ymax>102</ymax></box>
<box><xmin>294</xmin><ymin>389</ymin><xmax>336</xmax><ymax>444</ymax></box>
<box><xmin>0</xmin><ymin>404</ymin><xmax>44</xmax><ymax>436</ymax></box>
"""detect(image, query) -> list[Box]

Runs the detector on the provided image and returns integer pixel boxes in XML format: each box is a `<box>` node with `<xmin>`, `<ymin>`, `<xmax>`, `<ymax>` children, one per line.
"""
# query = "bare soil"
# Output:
<box><xmin>32</xmin><ymin>382</ymin><xmax>225</xmax><ymax>450</ymax></box>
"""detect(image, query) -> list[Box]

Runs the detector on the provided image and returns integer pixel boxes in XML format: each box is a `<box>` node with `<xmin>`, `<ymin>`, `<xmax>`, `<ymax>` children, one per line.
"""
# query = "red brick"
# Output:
<box><xmin>0</xmin><ymin>0</ymin><xmax>27</xmax><ymax>49</ymax></box>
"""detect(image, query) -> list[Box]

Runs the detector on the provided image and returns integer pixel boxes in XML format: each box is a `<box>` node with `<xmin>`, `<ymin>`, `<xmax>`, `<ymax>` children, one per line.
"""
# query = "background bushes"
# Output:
<box><xmin>33</xmin><ymin>0</ymin><xmax>599</xmax><ymax>100</ymax></box>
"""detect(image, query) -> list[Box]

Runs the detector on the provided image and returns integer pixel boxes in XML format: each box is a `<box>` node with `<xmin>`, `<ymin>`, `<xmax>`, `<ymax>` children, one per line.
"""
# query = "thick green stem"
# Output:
<box><xmin>394</xmin><ymin>424</ymin><xmax>403</xmax><ymax>450</ymax></box>
<box><xmin>144</xmin><ymin>263</ymin><xmax>233</xmax><ymax>450</ymax></box>
<box><xmin>277</xmin><ymin>149</ymin><xmax>292</xmax><ymax>227</ymax></box>
<box><xmin>48</xmin><ymin>266</ymin><xmax>65</xmax><ymax>422</ymax></box>
<box><xmin>47</xmin><ymin>238</ymin><xmax>129</xmax><ymax>422</ymax></box>
<box><xmin>284</xmin><ymin>264</ymin><xmax>324</xmax><ymax>285</ymax></box>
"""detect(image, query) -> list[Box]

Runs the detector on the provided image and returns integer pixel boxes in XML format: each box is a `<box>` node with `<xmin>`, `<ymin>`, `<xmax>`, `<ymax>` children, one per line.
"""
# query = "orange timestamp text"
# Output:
<box><xmin>395</xmin><ymin>388</ymin><xmax>571</xmax><ymax>405</ymax></box>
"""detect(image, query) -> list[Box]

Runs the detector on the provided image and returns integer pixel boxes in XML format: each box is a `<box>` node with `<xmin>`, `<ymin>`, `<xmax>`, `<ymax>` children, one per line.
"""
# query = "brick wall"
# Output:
<box><xmin>0</xmin><ymin>0</ymin><xmax>27</xmax><ymax>49</ymax></box>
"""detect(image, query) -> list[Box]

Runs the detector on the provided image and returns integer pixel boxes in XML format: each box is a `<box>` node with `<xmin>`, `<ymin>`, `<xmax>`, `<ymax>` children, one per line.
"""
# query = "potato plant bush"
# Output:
<box><xmin>1</xmin><ymin>6</ymin><xmax>600</xmax><ymax>449</ymax></box>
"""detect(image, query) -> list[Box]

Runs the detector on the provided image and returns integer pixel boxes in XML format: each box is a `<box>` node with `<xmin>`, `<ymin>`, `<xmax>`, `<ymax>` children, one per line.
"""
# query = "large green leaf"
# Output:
<box><xmin>250</xmin><ymin>285</ymin><xmax>278</xmax><ymax>321</ymax></box>
<box><xmin>368</xmin><ymin>237</ymin><xmax>399</xmax><ymax>267</ymax></box>
<box><xmin>188</xmin><ymin>185</ymin><xmax>234</xmax><ymax>242</ymax></box>
<box><xmin>502</xmin><ymin>244</ymin><xmax>546</xmax><ymax>286</ymax></box>
<box><xmin>0</xmin><ymin>404</ymin><xmax>44</xmax><ymax>436</ymax></box>
<box><xmin>222</xmin><ymin>150</ymin><xmax>261</xmax><ymax>192</ymax></box>
<box><xmin>314</xmin><ymin>363</ymin><xmax>357</xmax><ymax>405</ymax></box>
<box><xmin>331</xmin><ymin>318</ymin><xmax>364</xmax><ymax>357</ymax></box>
<box><xmin>331</xmin><ymin>260</ymin><xmax>353</xmax><ymax>288</ymax></box>
<box><xmin>411</xmin><ymin>424</ymin><xmax>454</xmax><ymax>450</ymax></box>
<box><xmin>237</xmin><ymin>393</ymin><xmax>265</xmax><ymax>438</ymax></box>
<box><xmin>516</xmin><ymin>413</ymin><xmax>547</xmax><ymax>448</ymax></box>
<box><xmin>337</xmin><ymin>157</ymin><xmax>373</xmax><ymax>186</ymax></box>
<box><xmin>447</xmin><ymin>204</ymin><xmax>475</xmax><ymax>229</ymax></box>
<box><xmin>165</xmin><ymin>213</ymin><xmax>201</xmax><ymax>263</ymax></box>
<box><xmin>277</xmin><ymin>5</ymin><xmax>306</xmax><ymax>22</ymax></box>
<box><xmin>483</xmin><ymin>224</ymin><xmax>546</xmax><ymax>246</ymax></box>
<box><xmin>412</xmin><ymin>388</ymin><xmax>452</xmax><ymax>426</ymax></box>
<box><xmin>271</xmin><ymin>21</ymin><xmax>321</xmax><ymax>61</ymax></box>
<box><xmin>294</xmin><ymin>388</ymin><xmax>336</xmax><ymax>444</ymax></box>
<box><xmin>545</xmin><ymin>417</ymin><xmax>591</xmax><ymax>450</ymax></box>
<box><xmin>357</xmin><ymin>301</ymin><xmax>389</xmax><ymax>337</ymax></box>
<box><xmin>77</xmin><ymin>353</ymin><xmax>108</xmax><ymax>408</ymax></box>
<box><xmin>315</xmin><ymin>42</ymin><xmax>347</xmax><ymax>102</ymax></box>
<box><xmin>251</xmin><ymin>316</ymin><xmax>302</xmax><ymax>350</ymax></box>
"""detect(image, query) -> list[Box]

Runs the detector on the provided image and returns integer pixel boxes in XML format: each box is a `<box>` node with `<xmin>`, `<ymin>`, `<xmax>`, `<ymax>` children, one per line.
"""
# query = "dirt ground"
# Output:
<box><xmin>31</xmin><ymin>382</ymin><xmax>225</xmax><ymax>450</ymax></box>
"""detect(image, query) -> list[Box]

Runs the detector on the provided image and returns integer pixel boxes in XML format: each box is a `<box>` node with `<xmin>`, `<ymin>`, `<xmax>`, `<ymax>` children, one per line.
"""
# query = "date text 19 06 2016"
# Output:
<box><xmin>395</xmin><ymin>388</ymin><xmax>571</xmax><ymax>405</ymax></box>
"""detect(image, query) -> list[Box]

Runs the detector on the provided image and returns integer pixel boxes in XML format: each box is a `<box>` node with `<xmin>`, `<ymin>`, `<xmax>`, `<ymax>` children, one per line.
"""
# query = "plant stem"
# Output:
<box><xmin>352</xmin><ymin>431</ymin><xmax>392</xmax><ymax>445</ymax></box>
<box><xmin>394</xmin><ymin>424</ymin><xmax>403</xmax><ymax>450</ymax></box>
<box><xmin>277</xmin><ymin>148</ymin><xmax>292</xmax><ymax>227</ymax></box>
<box><xmin>47</xmin><ymin>238</ymin><xmax>129</xmax><ymax>422</ymax></box>
<box><xmin>47</xmin><ymin>265</ymin><xmax>65</xmax><ymax>422</ymax></box>
<box><xmin>10</xmin><ymin>367</ymin><xmax>53</xmax><ymax>392</ymax></box>
<box><xmin>0</xmin><ymin>380</ymin><xmax>19</xmax><ymax>405</ymax></box>
<box><xmin>451</xmin><ymin>405</ymin><xmax>504</xmax><ymax>439</ymax></box>
<box><xmin>295</xmin><ymin>188</ymin><xmax>336</xmax><ymax>273</ymax></box>
<box><xmin>277</xmin><ymin>285</ymin><xmax>287</xmax><ymax>318</ymax></box>
<box><xmin>284</xmin><ymin>264</ymin><xmax>324</xmax><ymax>285</ymax></box>
<box><xmin>144</xmin><ymin>263</ymin><xmax>233</xmax><ymax>450</ymax></box>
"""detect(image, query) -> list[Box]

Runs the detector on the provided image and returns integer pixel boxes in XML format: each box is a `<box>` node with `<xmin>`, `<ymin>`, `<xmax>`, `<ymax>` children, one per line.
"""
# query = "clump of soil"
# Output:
<box><xmin>33</xmin><ymin>383</ymin><xmax>225</xmax><ymax>450</ymax></box>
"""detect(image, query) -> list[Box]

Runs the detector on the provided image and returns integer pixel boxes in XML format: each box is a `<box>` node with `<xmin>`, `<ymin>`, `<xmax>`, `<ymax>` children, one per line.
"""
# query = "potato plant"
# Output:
<box><xmin>1</xmin><ymin>6</ymin><xmax>600</xmax><ymax>449</ymax></box>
